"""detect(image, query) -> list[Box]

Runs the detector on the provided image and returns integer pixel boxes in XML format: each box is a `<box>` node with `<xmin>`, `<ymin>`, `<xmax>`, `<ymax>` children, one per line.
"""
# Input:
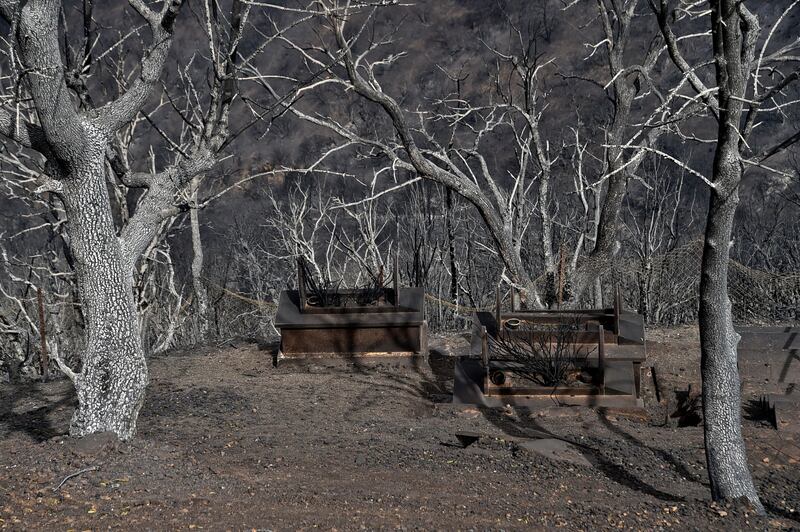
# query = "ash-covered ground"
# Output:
<box><xmin>1</xmin><ymin>329</ymin><xmax>798</xmax><ymax>530</ymax></box>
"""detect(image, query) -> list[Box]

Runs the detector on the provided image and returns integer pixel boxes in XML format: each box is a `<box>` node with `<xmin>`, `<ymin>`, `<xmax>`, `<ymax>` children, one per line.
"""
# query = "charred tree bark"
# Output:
<box><xmin>37</xmin><ymin>287</ymin><xmax>47</xmax><ymax>380</ymax></box>
<box><xmin>654</xmin><ymin>0</ymin><xmax>800</xmax><ymax>508</ymax></box>
<box><xmin>0</xmin><ymin>0</ymin><xmax>250</xmax><ymax>438</ymax></box>
<box><xmin>543</xmin><ymin>0</ymin><xmax>666</xmax><ymax>306</ymax></box>
<box><xmin>699</xmin><ymin>146</ymin><xmax>761</xmax><ymax>510</ymax></box>
<box><xmin>590</xmin><ymin>0</ymin><xmax>663</xmax><ymax>260</ymax></box>
<box><xmin>698</xmin><ymin>0</ymin><xmax>763</xmax><ymax>512</ymax></box>
<box><xmin>593</xmin><ymin>85</ymin><xmax>634</xmax><ymax>258</ymax></box>
<box><xmin>61</xmin><ymin>159</ymin><xmax>148</xmax><ymax>439</ymax></box>
<box><xmin>190</xmin><ymin>176</ymin><xmax>210</xmax><ymax>342</ymax></box>
<box><xmin>0</xmin><ymin>0</ymin><xmax>186</xmax><ymax>440</ymax></box>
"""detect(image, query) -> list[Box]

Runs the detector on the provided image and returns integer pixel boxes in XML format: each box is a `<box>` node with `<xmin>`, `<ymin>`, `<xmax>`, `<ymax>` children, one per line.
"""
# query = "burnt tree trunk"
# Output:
<box><xmin>654</xmin><ymin>0</ymin><xmax>800</xmax><ymax>508</ymax></box>
<box><xmin>698</xmin><ymin>0</ymin><xmax>763</xmax><ymax>512</ymax></box>
<box><xmin>61</xmin><ymin>157</ymin><xmax>148</xmax><ymax>439</ymax></box>
<box><xmin>593</xmin><ymin>86</ymin><xmax>633</xmax><ymax>259</ymax></box>
<box><xmin>1</xmin><ymin>0</ymin><xmax>186</xmax><ymax>440</ymax></box>
<box><xmin>591</xmin><ymin>0</ymin><xmax>663</xmax><ymax>260</ymax></box>
<box><xmin>699</xmin><ymin>147</ymin><xmax>761</xmax><ymax>511</ymax></box>
<box><xmin>1</xmin><ymin>0</ymin><xmax>246</xmax><ymax>439</ymax></box>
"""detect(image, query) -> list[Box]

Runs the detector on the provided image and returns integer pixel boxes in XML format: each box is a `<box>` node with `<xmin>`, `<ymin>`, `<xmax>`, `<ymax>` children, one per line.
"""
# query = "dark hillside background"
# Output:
<box><xmin>1</xmin><ymin>0</ymin><xmax>799</xmax><ymax>363</ymax></box>
<box><xmin>5</xmin><ymin>1</ymin><xmax>798</xmax><ymax>250</ymax></box>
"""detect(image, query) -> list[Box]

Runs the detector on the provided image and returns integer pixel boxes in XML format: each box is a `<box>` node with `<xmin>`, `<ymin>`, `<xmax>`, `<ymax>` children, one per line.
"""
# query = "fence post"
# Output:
<box><xmin>37</xmin><ymin>287</ymin><xmax>47</xmax><ymax>382</ymax></box>
<box><xmin>495</xmin><ymin>287</ymin><xmax>502</xmax><ymax>337</ymax></box>
<box><xmin>597</xmin><ymin>324</ymin><xmax>605</xmax><ymax>394</ymax></box>
<box><xmin>297</xmin><ymin>257</ymin><xmax>306</xmax><ymax>312</ymax></box>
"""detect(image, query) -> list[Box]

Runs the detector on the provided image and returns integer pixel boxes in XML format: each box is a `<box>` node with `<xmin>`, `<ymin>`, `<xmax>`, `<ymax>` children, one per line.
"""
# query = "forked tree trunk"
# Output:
<box><xmin>190</xmin><ymin>176</ymin><xmax>210</xmax><ymax>341</ymax></box>
<box><xmin>695</xmin><ymin>0</ymin><xmax>764</xmax><ymax>512</ymax></box>
<box><xmin>8</xmin><ymin>0</ymin><xmax>156</xmax><ymax>441</ymax></box>
<box><xmin>445</xmin><ymin>188</ymin><xmax>458</xmax><ymax>302</ymax></box>
<box><xmin>699</xmin><ymin>146</ymin><xmax>763</xmax><ymax>512</ymax></box>
<box><xmin>0</xmin><ymin>0</ymin><xmax>240</xmax><ymax>441</ymax></box>
<box><xmin>61</xmin><ymin>156</ymin><xmax>147</xmax><ymax>440</ymax></box>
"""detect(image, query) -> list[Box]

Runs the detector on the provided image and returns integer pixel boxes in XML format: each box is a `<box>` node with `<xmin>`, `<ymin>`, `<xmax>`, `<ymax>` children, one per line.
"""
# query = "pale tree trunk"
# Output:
<box><xmin>654</xmin><ymin>0</ymin><xmax>800</xmax><ymax>509</ymax></box>
<box><xmin>60</xmin><ymin>157</ymin><xmax>147</xmax><ymax>439</ymax></box>
<box><xmin>699</xmin><ymin>148</ymin><xmax>761</xmax><ymax>511</ymax></box>
<box><xmin>0</xmin><ymin>0</ymin><xmax>186</xmax><ymax>440</ymax></box>
<box><xmin>538</xmin><ymin>171</ymin><xmax>555</xmax><ymax>275</ymax></box>
<box><xmin>698</xmin><ymin>0</ymin><xmax>762</xmax><ymax>511</ymax></box>
<box><xmin>190</xmin><ymin>176</ymin><xmax>209</xmax><ymax>342</ymax></box>
<box><xmin>2</xmin><ymin>0</ymin><xmax>249</xmax><ymax>440</ymax></box>
<box><xmin>485</xmin><ymin>212</ymin><xmax>537</xmax><ymax>302</ymax></box>
<box><xmin>517</xmin><ymin>60</ymin><xmax>555</xmax><ymax>277</ymax></box>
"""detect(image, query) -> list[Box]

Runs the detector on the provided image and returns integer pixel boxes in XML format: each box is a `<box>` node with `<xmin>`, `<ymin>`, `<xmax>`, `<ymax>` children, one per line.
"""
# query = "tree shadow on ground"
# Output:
<box><xmin>338</xmin><ymin>349</ymin><xmax>454</xmax><ymax>421</ymax></box>
<box><xmin>477</xmin><ymin>405</ymin><xmax>687</xmax><ymax>502</ymax></box>
<box><xmin>763</xmin><ymin>501</ymin><xmax>800</xmax><ymax>525</ymax></box>
<box><xmin>595</xmin><ymin>409</ymin><xmax>708</xmax><ymax>486</ymax></box>
<box><xmin>0</xmin><ymin>383</ymin><xmax>75</xmax><ymax>442</ymax></box>
<box><xmin>141</xmin><ymin>386</ymin><xmax>252</xmax><ymax>419</ymax></box>
<box><xmin>251</xmin><ymin>336</ymin><xmax>452</xmax><ymax>423</ymax></box>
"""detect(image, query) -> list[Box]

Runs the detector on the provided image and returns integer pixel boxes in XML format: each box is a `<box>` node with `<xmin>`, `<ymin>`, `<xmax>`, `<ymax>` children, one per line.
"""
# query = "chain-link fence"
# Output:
<box><xmin>413</xmin><ymin>239</ymin><xmax>800</xmax><ymax>329</ymax></box>
<box><xmin>121</xmin><ymin>240</ymin><xmax>800</xmax><ymax>351</ymax></box>
<box><xmin>557</xmin><ymin>240</ymin><xmax>800</xmax><ymax>326</ymax></box>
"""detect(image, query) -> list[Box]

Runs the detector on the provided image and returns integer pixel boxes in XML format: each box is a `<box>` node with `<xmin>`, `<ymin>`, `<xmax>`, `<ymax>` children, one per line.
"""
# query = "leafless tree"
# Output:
<box><xmin>549</xmin><ymin>0</ymin><xmax>685</xmax><ymax>309</ymax></box>
<box><xmin>263</xmin><ymin>174</ymin><xmax>397</xmax><ymax>288</ymax></box>
<box><xmin>0</xmin><ymin>242</ymin><xmax>78</xmax><ymax>382</ymax></box>
<box><xmin>250</xmin><ymin>1</ymin><xmax>582</xmax><ymax>305</ymax></box>
<box><xmin>257</xmin><ymin>0</ymin><xmax>697</xmax><ymax>309</ymax></box>
<box><xmin>621</xmin><ymin>154</ymin><xmax>699</xmax><ymax>322</ymax></box>
<box><xmin>0</xmin><ymin>0</ymin><xmax>263</xmax><ymax>439</ymax></box>
<box><xmin>189</xmin><ymin>175</ymin><xmax>210</xmax><ymax>342</ymax></box>
<box><xmin>734</xmin><ymin>162</ymin><xmax>800</xmax><ymax>274</ymax></box>
<box><xmin>573</xmin><ymin>0</ymin><xmax>666</xmax><ymax>259</ymax></box>
<box><xmin>650</xmin><ymin>0</ymin><xmax>800</xmax><ymax>512</ymax></box>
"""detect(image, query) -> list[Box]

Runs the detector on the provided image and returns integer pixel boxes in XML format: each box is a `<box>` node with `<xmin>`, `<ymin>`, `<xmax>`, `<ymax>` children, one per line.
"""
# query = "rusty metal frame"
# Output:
<box><xmin>276</xmin><ymin>254</ymin><xmax>426</xmax><ymax>360</ymax></box>
<box><xmin>473</xmin><ymin>284</ymin><xmax>645</xmax><ymax>403</ymax></box>
<box><xmin>479</xmin><ymin>323</ymin><xmax>608</xmax><ymax>396</ymax></box>
<box><xmin>297</xmin><ymin>254</ymin><xmax>402</xmax><ymax>313</ymax></box>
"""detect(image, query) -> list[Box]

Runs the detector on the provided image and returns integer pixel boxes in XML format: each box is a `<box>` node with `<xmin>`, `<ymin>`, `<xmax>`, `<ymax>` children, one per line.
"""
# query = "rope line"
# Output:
<box><xmin>204</xmin><ymin>279</ymin><xmax>279</xmax><ymax>309</ymax></box>
<box><xmin>201</xmin><ymin>238</ymin><xmax>800</xmax><ymax>325</ymax></box>
<box><xmin>204</xmin><ymin>280</ymin><xmax>488</xmax><ymax>313</ymax></box>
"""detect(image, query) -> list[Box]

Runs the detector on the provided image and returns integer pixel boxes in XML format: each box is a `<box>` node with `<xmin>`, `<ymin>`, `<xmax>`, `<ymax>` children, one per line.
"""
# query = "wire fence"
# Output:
<box><xmin>5</xmin><ymin>239</ymin><xmax>800</xmax><ymax>383</ymax></box>
<box><xmin>562</xmin><ymin>239</ymin><xmax>800</xmax><ymax>326</ymax></box>
<box><xmin>206</xmin><ymin>239</ymin><xmax>800</xmax><ymax>335</ymax></box>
